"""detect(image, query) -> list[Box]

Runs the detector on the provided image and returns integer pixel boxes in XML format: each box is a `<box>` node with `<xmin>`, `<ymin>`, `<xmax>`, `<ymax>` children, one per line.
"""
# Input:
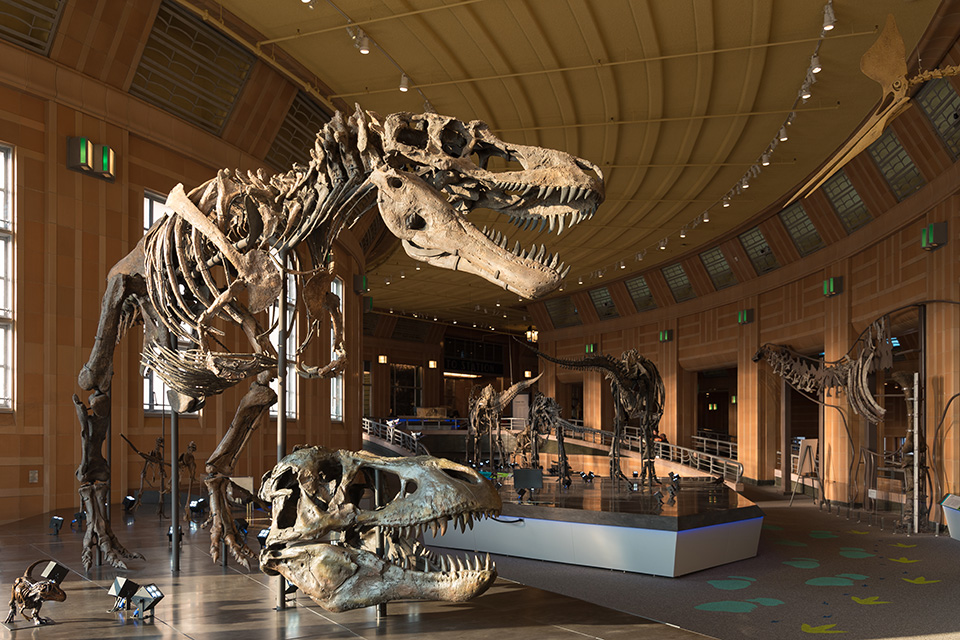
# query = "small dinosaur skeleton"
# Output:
<box><xmin>259</xmin><ymin>445</ymin><xmax>501</xmax><ymax>612</ymax></box>
<box><xmin>528</xmin><ymin>345</ymin><xmax>664</xmax><ymax>483</ymax></box>
<box><xmin>74</xmin><ymin>107</ymin><xmax>604</xmax><ymax>570</ymax></box>
<box><xmin>4</xmin><ymin>561</ymin><xmax>66</xmax><ymax>626</ymax></box>
<box><xmin>527</xmin><ymin>392</ymin><xmax>571</xmax><ymax>486</ymax></box>
<box><xmin>467</xmin><ymin>375</ymin><xmax>541</xmax><ymax>468</ymax></box>
<box><xmin>753</xmin><ymin>317</ymin><xmax>893</xmax><ymax>423</ymax></box>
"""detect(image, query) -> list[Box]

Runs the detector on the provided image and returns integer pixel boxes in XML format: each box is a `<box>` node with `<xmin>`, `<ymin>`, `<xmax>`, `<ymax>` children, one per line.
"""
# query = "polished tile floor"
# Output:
<box><xmin>0</xmin><ymin>507</ymin><xmax>710</xmax><ymax>639</ymax></box>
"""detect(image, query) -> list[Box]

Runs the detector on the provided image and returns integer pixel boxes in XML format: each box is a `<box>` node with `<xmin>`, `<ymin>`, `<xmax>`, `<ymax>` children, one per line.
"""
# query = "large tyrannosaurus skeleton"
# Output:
<box><xmin>75</xmin><ymin>107</ymin><xmax>604</xmax><ymax>570</ymax></box>
<box><xmin>530</xmin><ymin>346</ymin><xmax>664</xmax><ymax>483</ymax></box>
<box><xmin>467</xmin><ymin>375</ymin><xmax>542</xmax><ymax>468</ymax></box>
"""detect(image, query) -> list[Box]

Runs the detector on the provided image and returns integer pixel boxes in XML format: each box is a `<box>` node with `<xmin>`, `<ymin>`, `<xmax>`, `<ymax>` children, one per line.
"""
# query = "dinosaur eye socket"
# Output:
<box><xmin>406</xmin><ymin>213</ymin><xmax>426</xmax><ymax>230</ymax></box>
<box><xmin>441</xmin><ymin>122</ymin><xmax>469</xmax><ymax>157</ymax></box>
<box><xmin>388</xmin><ymin>176</ymin><xmax>403</xmax><ymax>189</ymax></box>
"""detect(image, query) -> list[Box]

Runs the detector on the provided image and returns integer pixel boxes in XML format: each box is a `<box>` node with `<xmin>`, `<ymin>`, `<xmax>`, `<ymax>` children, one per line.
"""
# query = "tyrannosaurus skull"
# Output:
<box><xmin>370</xmin><ymin>111</ymin><xmax>604</xmax><ymax>299</ymax></box>
<box><xmin>259</xmin><ymin>445</ymin><xmax>502</xmax><ymax>612</ymax></box>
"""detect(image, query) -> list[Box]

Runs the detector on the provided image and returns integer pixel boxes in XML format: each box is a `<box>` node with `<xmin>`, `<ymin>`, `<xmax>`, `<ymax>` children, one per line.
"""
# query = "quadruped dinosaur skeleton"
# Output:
<box><xmin>523</xmin><ymin>342</ymin><xmax>664</xmax><ymax>484</ymax></box>
<box><xmin>73</xmin><ymin>106</ymin><xmax>604</xmax><ymax>571</ymax></box>
<box><xmin>467</xmin><ymin>375</ymin><xmax>541</xmax><ymax>469</ymax></box>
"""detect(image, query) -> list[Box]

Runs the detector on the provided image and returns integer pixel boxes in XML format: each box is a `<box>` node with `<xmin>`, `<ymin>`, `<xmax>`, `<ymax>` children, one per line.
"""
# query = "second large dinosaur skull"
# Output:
<box><xmin>259</xmin><ymin>446</ymin><xmax>502</xmax><ymax>612</ymax></box>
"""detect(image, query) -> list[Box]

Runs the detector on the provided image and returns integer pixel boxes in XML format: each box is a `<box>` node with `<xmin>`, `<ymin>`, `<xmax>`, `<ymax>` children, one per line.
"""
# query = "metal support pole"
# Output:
<box><xmin>374</xmin><ymin>468</ymin><xmax>387</xmax><ymax>621</ymax></box>
<box><xmin>276</xmin><ymin>250</ymin><xmax>288</xmax><ymax>611</ymax></box>
<box><xmin>170</xmin><ymin>337</ymin><xmax>181</xmax><ymax>573</ymax></box>
<box><xmin>913</xmin><ymin>372</ymin><xmax>920</xmax><ymax>535</ymax></box>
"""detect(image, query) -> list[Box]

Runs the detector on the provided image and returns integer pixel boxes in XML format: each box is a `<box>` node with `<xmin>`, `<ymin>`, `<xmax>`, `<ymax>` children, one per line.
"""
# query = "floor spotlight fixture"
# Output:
<box><xmin>399</xmin><ymin>73</ymin><xmax>409</xmax><ymax>92</ymax></box>
<box><xmin>131</xmin><ymin>584</ymin><xmax>164</xmax><ymax>620</ymax></box>
<box><xmin>167</xmin><ymin>525</ymin><xmax>183</xmax><ymax>545</ymax></box>
<box><xmin>108</xmin><ymin>577</ymin><xmax>140</xmax><ymax>612</ymax></box>
<box><xmin>257</xmin><ymin>528</ymin><xmax>271</xmax><ymax>550</ymax></box>
<box><xmin>71</xmin><ymin>511</ymin><xmax>87</xmax><ymax>530</ymax></box>
<box><xmin>39</xmin><ymin>561</ymin><xmax>69</xmax><ymax>585</ymax></box>
<box><xmin>49</xmin><ymin>516</ymin><xmax>63</xmax><ymax>535</ymax></box>
<box><xmin>122</xmin><ymin>495</ymin><xmax>137</xmax><ymax>512</ymax></box>
<box><xmin>189</xmin><ymin>497</ymin><xmax>207</xmax><ymax>516</ymax></box>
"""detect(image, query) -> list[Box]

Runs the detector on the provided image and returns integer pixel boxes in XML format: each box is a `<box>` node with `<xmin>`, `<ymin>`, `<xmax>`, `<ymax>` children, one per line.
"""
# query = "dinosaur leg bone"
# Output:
<box><xmin>203</xmin><ymin>380</ymin><xmax>277</xmax><ymax>568</ymax></box>
<box><xmin>74</xmin><ymin>392</ymin><xmax>143</xmax><ymax>569</ymax></box>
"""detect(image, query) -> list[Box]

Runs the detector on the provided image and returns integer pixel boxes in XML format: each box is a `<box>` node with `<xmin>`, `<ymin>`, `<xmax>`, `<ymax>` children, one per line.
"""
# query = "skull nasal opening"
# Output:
<box><xmin>405</xmin><ymin>213</ymin><xmax>425</xmax><ymax>230</ymax></box>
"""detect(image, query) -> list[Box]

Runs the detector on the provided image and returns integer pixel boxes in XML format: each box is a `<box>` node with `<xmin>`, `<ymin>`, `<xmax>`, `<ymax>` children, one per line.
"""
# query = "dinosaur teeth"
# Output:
<box><xmin>536</xmin><ymin>244</ymin><xmax>546</xmax><ymax>261</ymax></box>
<box><xmin>560</xmin><ymin>186</ymin><xmax>570</xmax><ymax>203</ymax></box>
<box><xmin>439</xmin><ymin>517</ymin><xmax>448</xmax><ymax>536</ymax></box>
<box><xmin>557</xmin><ymin>214</ymin><xmax>566</xmax><ymax>235</ymax></box>
<box><xmin>544</xmin><ymin>186</ymin><xmax>555</xmax><ymax>199</ymax></box>
<box><xmin>522</xmin><ymin>185</ymin><xmax>535</xmax><ymax>197</ymax></box>
<box><xmin>430</xmin><ymin>520</ymin><xmax>439</xmax><ymax>537</ymax></box>
<box><xmin>561</xmin><ymin>264</ymin><xmax>571</xmax><ymax>278</ymax></box>
<box><xmin>549</xmin><ymin>216</ymin><xmax>556</xmax><ymax>232</ymax></box>
<box><xmin>550</xmin><ymin>253</ymin><xmax>558</xmax><ymax>269</ymax></box>
<box><xmin>538</xmin><ymin>216</ymin><xmax>547</xmax><ymax>233</ymax></box>
<box><xmin>485</xmin><ymin>553</ymin><xmax>491</xmax><ymax>570</ymax></box>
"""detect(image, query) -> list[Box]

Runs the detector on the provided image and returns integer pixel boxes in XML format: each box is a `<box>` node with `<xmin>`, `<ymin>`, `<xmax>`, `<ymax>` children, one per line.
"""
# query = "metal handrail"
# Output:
<box><xmin>555</xmin><ymin>422</ymin><xmax>743</xmax><ymax>485</ymax></box>
<box><xmin>362</xmin><ymin>418</ymin><xmax>430</xmax><ymax>456</ymax></box>
<box><xmin>692</xmin><ymin>435</ymin><xmax>738</xmax><ymax>459</ymax></box>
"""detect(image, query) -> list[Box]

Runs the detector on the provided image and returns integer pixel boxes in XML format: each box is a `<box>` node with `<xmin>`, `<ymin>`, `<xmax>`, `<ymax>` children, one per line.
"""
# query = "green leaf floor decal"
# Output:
<box><xmin>802</xmin><ymin>623</ymin><xmax>847</xmax><ymax>633</ymax></box>
<box><xmin>839</xmin><ymin>547</ymin><xmax>874</xmax><ymax>559</ymax></box>
<box><xmin>805</xmin><ymin>573</ymin><xmax>869</xmax><ymax>586</ymax></box>
<box><xmin>695</xmin><ymin>598</ymin><xmax>784</xmax><ymax>613</ymax></box>
<box><xmin>708</xmin><ymin>576</ymin><xmax>757</xmax><ymax>590</ymax></box>
<box><xmin>784</xmin><ymin>557</ymin><xmax>820</xmax><ymax>569</ymax></box>
<box><xmin>809</xmin><ymin>530</ymin><xmax>839</xmax><ymax>539</ymax></box>
<box><xmin>777</xmin><ymin>540</ymin><xmax>809</xmax><ymax>547</ymax></box>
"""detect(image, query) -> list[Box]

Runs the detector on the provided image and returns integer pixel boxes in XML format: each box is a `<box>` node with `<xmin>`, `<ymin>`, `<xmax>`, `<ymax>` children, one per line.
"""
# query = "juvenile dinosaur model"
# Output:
<box><xmin>259</xmin><ymin>445</ymin><xmax>501</xmax><ymax>612</ymax></box>
<box><xmin>527</xmin><ymin>392</ymin><xmax>571</xmax><ymax>486</ymax></box>
<box><xmin>4</xmin><ymin>561</ymin><xmax>66</xmax><ymax>626</ymax></box>
<box><xmin>529</xmin><ymin>346</ymin><xmax>664</xmax><ymax>483</ymax></box>
<box><xmin>74</xmin><ymin>107</ymin><xmax>604</xmax><ymax>569</ymax></box>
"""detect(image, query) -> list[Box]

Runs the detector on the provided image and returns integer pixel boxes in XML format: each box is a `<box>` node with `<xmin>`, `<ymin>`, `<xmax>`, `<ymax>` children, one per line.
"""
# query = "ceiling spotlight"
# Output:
<box><xmin>703</xmin><ymin>210</ymin><xmax>710</xmax><ymax>223</ymax></box>
<box><xmin>659</xmin><ymin>238</ymin><xmax>667</xmax><ymax>250</ymax></box>
<box><xmin>357</xmin><ymin>32</ymin><xmax>370</xmax><ymax>54</ymax></box>
<box><xmin>761</xmin><ymin>151</ymin><xmax>771</xmax><ymax>166</ymax></box>
<box><xmin>679</xmin><ymin>227</ymin><xmax>686</xmax><ymax>239</ymax></box>
<box><xmin>741</xmin><ymin>177</ymin><xmax>750</xmax><ymax>190</ymax></box>
<box><xmin>578</xmin><ymin>276</ymin><xmax>583</xmax><ymax>285</ymax></box>
<box><xmin>399</xmin><ymin>73</ymin><xmax>409</xmax><ymax>92</ymax></box>
<box><xmin>635</xmin><ymin>251</ymin><xmax>645</xmax><ymax>261</ymax></box>
<box><xmin>800</xmin><ymin>84</ymin><xmax>812</xmax><ymax>101</ymax></box>
<box><xmin>400</xmin><ymin>271</ymin><xmax>405</xmax><ymax>279</ymax></box>
<box><xmin>722</xmin><ymin>196</ymin><xmax>730</xmax><ymax>208</ymax></box>
<box><xmin>779</xmin><ymin>126</ymin><xmax>789</xmax><ymax>142</ymax></box>
<box><xmin>822</xmin><ymin>2</ymin><xmax>836</xmax><ymax>32</ymax></box>
<box><xmin>620</xmin><ymin>261</ymin><xmax>625</xmax><ymax>269</ymax></box>
<box><xmin>810</xmin><ymin>53</ymin><xmax>822</xmax><ymax>74</ymax></box>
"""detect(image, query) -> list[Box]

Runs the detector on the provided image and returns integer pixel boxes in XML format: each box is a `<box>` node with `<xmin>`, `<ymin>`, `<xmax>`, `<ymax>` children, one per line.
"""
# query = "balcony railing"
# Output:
<box><xmin>362</xmin><ymin>418</ymin><xmax>431</xmax><ymax>455</ymax></box>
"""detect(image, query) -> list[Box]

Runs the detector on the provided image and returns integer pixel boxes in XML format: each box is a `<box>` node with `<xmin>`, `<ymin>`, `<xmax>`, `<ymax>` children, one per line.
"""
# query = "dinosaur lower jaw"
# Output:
<box><xmin>261</xmin><ymin>541</ymin><xmax>496</xmax><ymax>613</ymax></box>
<box><xmin>402</xmin><ymin>238</ymin><xmax>562</xmax><ymax>299</ymax></box>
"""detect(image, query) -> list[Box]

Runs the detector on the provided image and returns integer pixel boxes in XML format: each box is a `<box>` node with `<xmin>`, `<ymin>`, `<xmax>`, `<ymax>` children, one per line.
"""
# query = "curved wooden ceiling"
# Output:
<box><xmin>211</xmin><ymin>0</ymin><xmax>942</xmax><ymax>330</ymax></box>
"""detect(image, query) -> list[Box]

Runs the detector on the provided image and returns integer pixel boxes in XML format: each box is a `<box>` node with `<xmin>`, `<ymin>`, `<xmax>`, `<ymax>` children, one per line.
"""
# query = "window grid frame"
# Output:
<box><xmin>868</xmin><ymin>128</ymin><xmax>925</xmax><ymax>201</ymax></box>
<box><xmin>739</xmin><ymin>226</ymin><xmax>780</xmax><ymax>275</ymax></box>
<box><xmin>915</xmin><ymin>78</ymin><xmax>960</xmax><ymax>160</ymax></box>
<box><xmin>699</xmin><ymin>247</ymin><xmax>737</xmax><ymax>291</ymax></box>
<box><xmin>269</xmin><ymin>272</ymin><xmax>298</xmax><ymax>420</ymax></box>
<box><xmin>0</xmin><ymin>145</ymin><xmax>11</xmax><ymax>408</ymax></box>
<box><xmin>587</xmin><ymin>286</ymin><xmax>619</xmax><ymax>320</ymax></box>
<box><xmin>544</xmin><ymin>296</ymin><xmax>581</xmax><ymax>329</ymax></box>
<box><xmin>661</xmin><ymin>263</ymin><xmax>695</xmax><ymax>303</ymax></box>
<box><xmin>625</xmin><ymin>275</ymin><xmax>657</xmax><ymax>312</ymax></box>
<box><xmin>330</xmin><ymin>276</ymin><xmax>344</xmax><ymax>422</ymax></box>
<box><xmin>778</xmin><ymin>202</ymin><xmax>825</xmax><ymax>257</ymax></box>
<box><xmin>822</xmin><ymin>170</ymin><xmax>871</xmax><ymax>234</ymax></box>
